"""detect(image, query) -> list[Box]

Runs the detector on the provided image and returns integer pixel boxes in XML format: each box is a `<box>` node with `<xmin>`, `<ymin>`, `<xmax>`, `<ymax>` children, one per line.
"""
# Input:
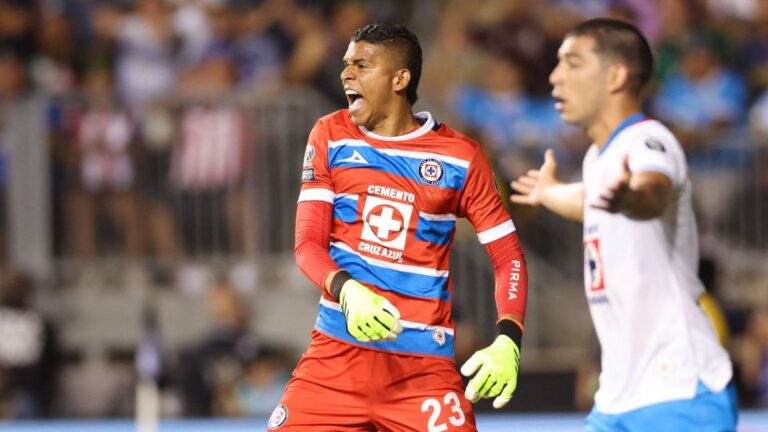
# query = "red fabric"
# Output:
<box><xmin>294</xmin><ymin>200</ymin><xmax>340</xmax><ymax>291</ymax></box>
<box><xmin>484</xmin><ymin>232</ymin><xmax>528</xmax><ymax>331</ymax></box>
<box><xmin>275</xmin><ymin>331</ymin><xmax>477</xmax><ymax>431</ymax></box>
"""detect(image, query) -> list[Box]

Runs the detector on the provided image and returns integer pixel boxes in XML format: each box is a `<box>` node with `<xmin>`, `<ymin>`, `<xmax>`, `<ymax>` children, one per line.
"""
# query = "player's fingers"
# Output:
<box><xmin>486</xmin><ymin>377</ymin><xmax>508</xmax><ymax>398</ymax></box>
<box><xmin>477</xmin><ymin>371</ymin><xmax>498</xmax><ymax>397</ymax></box>
<box><xmin>544</xmin><ymin>149</ymin><xmax>556</xmax><ymax>165</ymax></box>
<box><xmin>365</xmin><ymin>317</ymin><xmax>392</xmax><ymax>341</ymax></box>
<box><xmin>492</xmin><ymin>394</ymin><xmax>513</xmax><ymax>409</ymax></box>
<box><xmin>374</xmin><ymin>308</ymin><xmax>398</xmax><ymax>330</ymax></box>
<box><xmin>526</xmin><ymin>169</ymin><xmax>541</xmax><ymax>179</ymax></box>
<box><xmin>469</xmin><ymin>365</ymin><xmax>493</xmax><ymax>398</ymax></box>
<box><xmin>493</xmin><ymin>379</ymin><xmax>517</xmax><ymax>409</ymax></box>
<box><xmin>385</xmin><ymin>320</ymin><xmax>402</xmax><ymax>340</ymax></box>
<box><xmin>460</xmin><ymin>353</ymin><xmax>483</xmax><ymax>377</ymax></box>
<box><xmin>510</xmin><ymin>194</ymin><xmax>534</xmax><ymax>205</ymax></box>
<box><xmin>347</xmin><ymin>324</ymin><xmax>370</xmax><ymax>343</ymax></box>
<box><xmin>589</xmin><ymin>199</ymin><xmax>610</xmax><ymax>211</ymax></box>
<box><xmin>510</xmin><ymin>181</ymin><xmax>533</xmax><ymax>195</ymax></box>
<box><xmin>517</xmin><ymin>176</ymin><xmax>539</xmax><ymax>188</ymax></box>
<box><xmin>390</xmin><ymin>319</ymin><xmax>403</xmax><ymax>335</ymax></box>
<box><xmin>381</xmin><ymin>300</ymin><xmax>401</xmax><ymax>320</ymax></box>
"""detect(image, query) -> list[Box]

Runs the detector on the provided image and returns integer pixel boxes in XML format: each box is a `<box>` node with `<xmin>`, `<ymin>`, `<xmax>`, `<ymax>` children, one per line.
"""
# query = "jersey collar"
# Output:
<box><xmin>358</xmin><ymin>111</ymin><xmax>435</xmax><ymax>142</ymax></box>
<box><xmin>598</xmin><ymin>113</ymin><xmax>647</xmax><ymax>156</ymax></box>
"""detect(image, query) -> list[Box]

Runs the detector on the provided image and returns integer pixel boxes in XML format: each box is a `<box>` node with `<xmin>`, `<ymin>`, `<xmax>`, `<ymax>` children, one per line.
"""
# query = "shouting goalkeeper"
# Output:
<box><xmin>269</xmin><ymin>23</ymin><xmax>528</xmax><ymax>431</ymax></box>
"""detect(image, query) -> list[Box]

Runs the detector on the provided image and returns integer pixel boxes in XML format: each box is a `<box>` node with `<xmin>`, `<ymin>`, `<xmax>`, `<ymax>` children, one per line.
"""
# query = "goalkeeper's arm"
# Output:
<box><xmin>294</xmin><ymin>200</ymin><xmax>402</xmax><ymax>342</ymax></box>
<box><xmin>462</xmin><ymin>232</ymin><xmax>528</xmax><ymax>409</ymax></box>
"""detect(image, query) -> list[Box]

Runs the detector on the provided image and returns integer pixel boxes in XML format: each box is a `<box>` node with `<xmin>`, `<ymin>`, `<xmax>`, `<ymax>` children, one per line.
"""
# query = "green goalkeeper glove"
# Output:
<box><xmin>460</xmin><ymin>335</ymin><xmax>520</xmax><ymax>409</ymax></box>
<box><xmin>331</xmin><ymin>272</ymin><xmax>403</xmax><ymax>343</ymax></box>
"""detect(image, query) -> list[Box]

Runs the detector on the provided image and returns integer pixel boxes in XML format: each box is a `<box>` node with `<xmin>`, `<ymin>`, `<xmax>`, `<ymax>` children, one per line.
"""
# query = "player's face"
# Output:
<box><xmin>341</xmin><ymin>40</ymin><xmax>404</xmax><ymax>128</ymax></box>
<box><xmin>549</xmin><ymin>35</ymin><xmax>609</xmax><ymax>126</ymax></box>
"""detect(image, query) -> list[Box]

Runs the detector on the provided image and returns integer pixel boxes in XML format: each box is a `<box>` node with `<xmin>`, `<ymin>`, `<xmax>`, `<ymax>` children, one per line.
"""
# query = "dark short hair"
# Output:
<box><xmin>351</xmin><ymin>24</ymin><xmax>422</xmax><ymax>105</ymax></box>
<box><xmin>567</xmin><ymin>18</ymin><xmax>653</xmax><ymax>96</ymax></box>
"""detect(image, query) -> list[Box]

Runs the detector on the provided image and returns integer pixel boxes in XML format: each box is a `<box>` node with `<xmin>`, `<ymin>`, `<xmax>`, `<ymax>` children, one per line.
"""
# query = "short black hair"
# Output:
<box><xmin>351</xmin><ymin>24</ymin><xmax>422</xmax><ymax>105</ymax></box>
<box><xmin>567</xmin><ymin>18</ymin><xmax>653</xmax><ymax>96</ymax></box>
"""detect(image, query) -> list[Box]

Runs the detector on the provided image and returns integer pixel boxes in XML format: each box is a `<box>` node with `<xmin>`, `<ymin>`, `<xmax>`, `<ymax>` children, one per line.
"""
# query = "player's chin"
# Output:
<box><xmin>349</xmin><ymin>111</ymin><xmax>370</xmax><ymax>127</ymax></box>
<box><xmin>559</xmin><ymin>111</ymin><xmax>581</xmax><ymax>125</ymax></box>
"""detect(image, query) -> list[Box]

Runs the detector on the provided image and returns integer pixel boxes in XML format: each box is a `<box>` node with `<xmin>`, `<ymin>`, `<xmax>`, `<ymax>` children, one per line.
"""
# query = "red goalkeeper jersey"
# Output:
<box><xmin>298</xmin><ymin>110</ymin><xmax>520</xmax><ymax>359</ymax></box>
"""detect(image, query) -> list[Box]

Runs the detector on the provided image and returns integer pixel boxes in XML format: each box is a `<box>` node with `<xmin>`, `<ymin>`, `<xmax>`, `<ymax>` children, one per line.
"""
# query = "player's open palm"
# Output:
<box><xmin>461</xmin><ymin>335</ymin><xmax>520</xmax><ymax>409</ymax></box>
<box><xmin>510</xmin><ymin>149</ymin><xmax>559</xmax><ymax>207</ymax></box>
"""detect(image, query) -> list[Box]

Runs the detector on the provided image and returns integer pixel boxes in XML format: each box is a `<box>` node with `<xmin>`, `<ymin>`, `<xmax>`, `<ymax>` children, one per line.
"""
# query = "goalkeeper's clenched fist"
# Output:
<box><xmin>329</xmin><ymin>271</ymin><xmax>403</xmax><ymax>343</ymax></box>
<box><xmin>461</xmin><ymin>321</ymin><xmax>521</xmax><ymax>409</ymax></box>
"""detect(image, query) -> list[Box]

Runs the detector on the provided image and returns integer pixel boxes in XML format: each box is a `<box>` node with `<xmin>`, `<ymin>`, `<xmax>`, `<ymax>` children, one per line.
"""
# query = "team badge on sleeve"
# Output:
<box><xmin>268</xmin><ymin>404</ymin><xmax>288</xmax><ymax>429</ymax></box>
<box><xmin>418</xmin><ymin>158</ymin><xmax>444</xmax><ymax>184</ymax></box>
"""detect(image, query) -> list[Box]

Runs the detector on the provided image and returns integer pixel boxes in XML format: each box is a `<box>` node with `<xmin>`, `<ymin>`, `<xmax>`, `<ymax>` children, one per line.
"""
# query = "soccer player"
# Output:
<box><xmin>511</xmin><ymin>18</ymin><xmax>737</xmax><ymax>431</ymax></box>
<box><xmin>268</xmin><ymin>24</ymin><xmax>528</xmax><ymax>431</ymax></box>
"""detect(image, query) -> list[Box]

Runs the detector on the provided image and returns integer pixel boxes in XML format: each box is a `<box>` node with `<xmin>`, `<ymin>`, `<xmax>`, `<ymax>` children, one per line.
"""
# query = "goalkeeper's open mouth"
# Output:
<box><xmin>346</xmin><ymin>89</ymin><xmax>366</xmax><ymax>116</ymax></box>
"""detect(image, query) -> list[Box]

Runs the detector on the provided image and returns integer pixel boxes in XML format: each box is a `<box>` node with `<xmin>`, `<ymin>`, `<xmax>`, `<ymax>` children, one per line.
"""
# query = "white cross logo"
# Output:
<box><xmin>368</xmin><ymin>206</ymin><xmax>402</xmax><ymax>240</ymax></box>
<box><xmin>361</xmin><ymin>196</ymin><xmax>412</xmax><ymax>250</ymax></box>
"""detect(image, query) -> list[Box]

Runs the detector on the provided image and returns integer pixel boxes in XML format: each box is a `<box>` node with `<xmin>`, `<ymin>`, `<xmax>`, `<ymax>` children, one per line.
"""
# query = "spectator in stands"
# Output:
<box><xmin>0</xmin><ymin>49</ymin><xmax>28</xmax><ymax>260</ymax></box>
<box><xmin>653</xmin><ymin>0</ymin><xmax>730</xmax><ymax>84</ymax></box>
<box><xmin>178</xmin><ymin>281</ymin><xmax>259</xmax><ymax>416</ymax></box>
<box><xmin>451</xmin><ymin>51</ymin><xmax>567</xmax><ymax>182</ymax></box>
<box><xmin>173</xmin><ymin>43</ymin><xmax>250</xmax><ymax>255</ymax></box>
<box><xmin>216</xmin><ymin>345</ymin><xmax>290</xmax><ymax>417</ymax></box>
<box><xmin>0</xmin><ymin>268</ymin><xmax>60</xmax><ymax>418</ymax></box>
<box><xmin>651</xmin><ymin>33</ymin><xmax>747</xmax><ymax>153</ymax></box>
<box><xmin>65</xmin><ymin>66</ymin><xmax>143</xmax><ymax>259</ymax></box>
<box><xmin>29</xmin><ymin>12</ymin><xmax>76</xmax><ymax>97</ymax></box>
<box><xmin>91</xmin><ymin>0</ymin><xmax>176</xmax><ymax>116</ymax></box>
<box><xmin>0</xmin><ymin>0</ymin><xmax>35</xmax><ymax>62</ymax></box>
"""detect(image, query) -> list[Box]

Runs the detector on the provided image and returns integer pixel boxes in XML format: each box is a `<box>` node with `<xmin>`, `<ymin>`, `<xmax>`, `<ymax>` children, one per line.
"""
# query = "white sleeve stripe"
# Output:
<box><xmin>297</xmin><ymin>188</ymin><xmax>336</xmax><ymax>203</ymax></box>
<box><xmin>476</xmin><ymin>220</ymin><xmax>516</xmax><ymax>244</ymax></box>
<box><xmin>418</xmin><ymin>211</ymin><xmax>457</xmax><ymax>221</ymax></box>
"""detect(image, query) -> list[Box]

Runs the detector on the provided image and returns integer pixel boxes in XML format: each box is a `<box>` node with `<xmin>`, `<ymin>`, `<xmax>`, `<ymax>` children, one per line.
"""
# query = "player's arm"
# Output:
<box><xmin>294</xmin><ymin>200</ymin><xmax>402</xmax><ymax>343</ymax></box>
<box><xmin>295</xmin><ymin>119</ymin><xmax>402</xmax><ymax>343</ymax></box>
<box><xmin>590</xmin><ymin>155</ymin><xmax>672</xmax><ymax>220</ymax></box>
<box><xmin>461</xmin><ymin>231</ymin><xmax>528</xmax><ymax>409</ymax></box>
<box><xmin>458</xmin><ymin>147</ymin><xmax>528</xmax><ymax>409</ymax></box>
<box><xmin>510</xmin><ymin>149</ymin><xmax>584</xmax><ymax>222</ymax></box>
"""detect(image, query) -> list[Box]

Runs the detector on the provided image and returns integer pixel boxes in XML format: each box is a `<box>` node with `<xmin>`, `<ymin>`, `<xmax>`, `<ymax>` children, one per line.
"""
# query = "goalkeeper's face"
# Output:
<box><xmin>341</xmin><ymin>40</ymin><xmax>411</xmax><ymax>129</ymax></box>
<box><xmin>549</xmin><ymin>35</ymin><xmax>610</xmax><ymax>126</ymax></box>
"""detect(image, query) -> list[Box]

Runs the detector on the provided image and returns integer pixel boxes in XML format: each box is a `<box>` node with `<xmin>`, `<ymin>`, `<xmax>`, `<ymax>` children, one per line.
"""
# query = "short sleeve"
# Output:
<box><xmin>627</xmin><ymin>132</ymin><xmax>682</xmax><ymax>186</ymax></box>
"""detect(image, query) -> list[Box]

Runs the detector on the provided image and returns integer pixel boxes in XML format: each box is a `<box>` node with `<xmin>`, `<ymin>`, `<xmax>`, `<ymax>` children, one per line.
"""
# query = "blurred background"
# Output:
<box><xmin>0</xmin><ymin>0</ymin><xmax>765</xmax><ymax>426</ymax></box>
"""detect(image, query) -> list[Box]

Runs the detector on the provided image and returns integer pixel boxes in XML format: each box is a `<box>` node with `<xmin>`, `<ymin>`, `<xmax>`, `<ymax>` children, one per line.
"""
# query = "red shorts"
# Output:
<box><xmin>268</xmin><ymin>331</ymin><xmax>477</xmax><ymax>431</ymax></box>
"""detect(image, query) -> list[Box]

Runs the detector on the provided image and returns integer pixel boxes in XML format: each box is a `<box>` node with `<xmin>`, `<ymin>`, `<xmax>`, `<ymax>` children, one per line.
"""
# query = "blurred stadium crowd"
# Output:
<box><xmin>0</xmin><ymin>0</ymin><xmax>766</xmax><ymax>422</ymax></box>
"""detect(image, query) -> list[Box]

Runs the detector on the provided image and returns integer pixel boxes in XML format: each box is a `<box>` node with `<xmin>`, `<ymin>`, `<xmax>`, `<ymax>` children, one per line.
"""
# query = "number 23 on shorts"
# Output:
<box><xmin>420</xmin><ymin>391</ymin><xmax>469</xmax><ymax>432</ymax></box>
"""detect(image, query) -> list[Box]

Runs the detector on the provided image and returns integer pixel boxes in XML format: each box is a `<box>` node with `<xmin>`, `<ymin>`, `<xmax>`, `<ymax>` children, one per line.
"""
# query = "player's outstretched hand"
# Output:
<box><xmin>510</xmin><ymin>149</ymin><xmax>559</xmax><ymax>207</ymax></box>
<box><xmin>590</xmin><ymin>155</ymin><xmax>631</xmax><ymax>213</ymax></box>
<box><xmin>461</xmin><ymin>335</ymin><xmax>520</xmax><ymax>409</ymax></box>
<box><xmin>339</xmin><ymin>279</ymin><xmax>403</xmax><ymax>343</ymax></box>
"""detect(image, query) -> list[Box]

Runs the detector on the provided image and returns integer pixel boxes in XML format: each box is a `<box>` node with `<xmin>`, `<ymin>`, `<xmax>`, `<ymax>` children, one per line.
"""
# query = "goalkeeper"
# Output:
<box><xmin>269</xmin><ymin>23</ymin><xmax>528</xmax><ymax>432</ymax></box>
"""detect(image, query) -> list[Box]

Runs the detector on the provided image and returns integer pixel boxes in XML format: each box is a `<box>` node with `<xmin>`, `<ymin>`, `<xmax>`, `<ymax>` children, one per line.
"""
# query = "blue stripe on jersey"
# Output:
<box><xmin>415</xmin><ymin>218</ymin><xmax>455</xmax><ymax>245</ymax></box>
<box><xmin>329</xmin><ymin>244</ymin><xmax>450</xmax><ymax>301</ymax></box>
<box><xmin>328</xmin><ymin>145</ymin><xmax>468</xmax><ymax>191</ymax></box>
<box><xmin>314</xmin><ymin>303</ymin><xmax>454</xmax><ymax>358</ymax></box>
<box><xmin>333</xmin><ymin>196</ymin><xmax>358</xmax><ymax>223</ymax></box>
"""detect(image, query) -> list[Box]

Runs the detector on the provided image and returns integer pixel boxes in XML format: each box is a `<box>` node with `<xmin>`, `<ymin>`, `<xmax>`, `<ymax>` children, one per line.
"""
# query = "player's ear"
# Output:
<box><xmin>607</xmin><ymin>63</ymin><xmax>630</xmax><ymax>94</ymax></box>
<box><xmin>392</xmin><ymin>69</ymin><xmax>411</xmax><ymax>93</ymax></box>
